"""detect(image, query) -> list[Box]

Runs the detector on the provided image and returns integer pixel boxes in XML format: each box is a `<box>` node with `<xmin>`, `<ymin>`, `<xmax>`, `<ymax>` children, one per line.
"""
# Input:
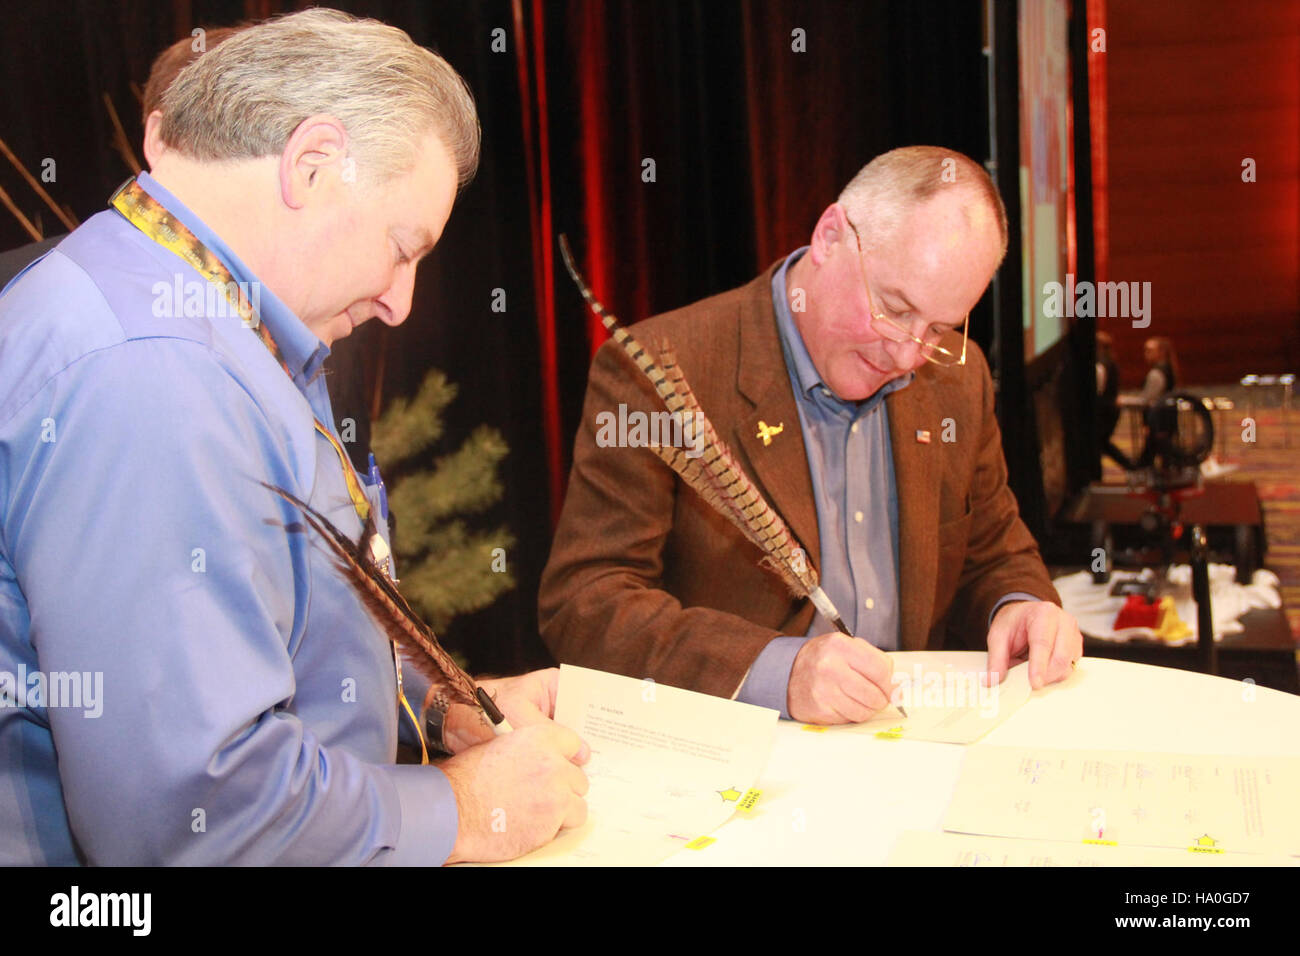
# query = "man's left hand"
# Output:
<box><xmin>986</xmin><ymin>601</ymin><xmax>1082</xmax><ymax>690</ymax></box>
<box><xmin>439</xmin><ymin>667</ymin><xmax>561</xmax><ymax>754</ymax></box>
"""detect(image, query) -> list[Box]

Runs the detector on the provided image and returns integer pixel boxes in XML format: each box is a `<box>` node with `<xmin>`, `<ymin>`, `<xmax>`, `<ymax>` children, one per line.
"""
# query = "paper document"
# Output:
<box><xmin>500</xmin><ymin>664</ymin><xmax>779</xmax><ymax>866</ymax></box>
<box><xmin>943</xmin><ymin>747</ymin><xmax>1300</xmax><ymax>856</ymax></box>
<box><xmin>823</xmin><ymin>653</ymin><xmax>1032</xmax><ymax>744</ymax></box>
<box><xmin>887</xmin><ymin>830</ymin><xmax>1297</xmax><ymax>866</ymax></box>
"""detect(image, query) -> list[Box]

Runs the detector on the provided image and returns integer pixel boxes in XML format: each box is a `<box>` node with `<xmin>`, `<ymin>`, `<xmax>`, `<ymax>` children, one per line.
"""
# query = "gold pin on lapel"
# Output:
<box><xmin>916</xmin><ymin>430</ymin><xmax>931</xmax><ymax>444</ymax></box>
<box><xmin>757</xmin><ymin>421</ymin><xmax>784</xmax><ymax>446</ymax></box>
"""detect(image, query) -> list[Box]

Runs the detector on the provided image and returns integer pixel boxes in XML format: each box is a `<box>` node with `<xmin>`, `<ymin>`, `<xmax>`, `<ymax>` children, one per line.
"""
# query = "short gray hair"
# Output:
<box><xmin>838</xmin><ymin>146</ymin><xmax>1007</xmax><ymax>261</ymax></box>
<box><xmin>159</xmin><ymin>8</ymin><xmax>480</xmax><ymax>188</ymax></box>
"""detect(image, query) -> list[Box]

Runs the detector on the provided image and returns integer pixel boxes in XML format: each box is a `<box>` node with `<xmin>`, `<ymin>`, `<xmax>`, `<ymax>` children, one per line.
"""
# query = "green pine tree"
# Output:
<box><xmin>370</xmin><ymin>369</ymin><xmax>515</xmax><ymax>634</ymax></box>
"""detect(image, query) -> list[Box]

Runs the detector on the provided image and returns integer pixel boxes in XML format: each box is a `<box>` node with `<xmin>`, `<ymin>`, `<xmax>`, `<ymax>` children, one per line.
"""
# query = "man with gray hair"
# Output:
<box><xmin>0</xmin><ymin>9</ymin><xmax>586</xmax><ymax>865</ymax></box>
<box><xmin>541</xmin><ymin>146</ymin><xmax>1082</xmax><ymax>723</ymax></box>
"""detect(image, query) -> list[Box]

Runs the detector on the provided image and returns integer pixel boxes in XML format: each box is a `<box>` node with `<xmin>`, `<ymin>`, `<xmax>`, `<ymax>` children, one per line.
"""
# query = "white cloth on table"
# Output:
<box><xmin>1052</xmin><ymin>565</ymin><xmax>1280</xmax><ymax>645</ymax></box>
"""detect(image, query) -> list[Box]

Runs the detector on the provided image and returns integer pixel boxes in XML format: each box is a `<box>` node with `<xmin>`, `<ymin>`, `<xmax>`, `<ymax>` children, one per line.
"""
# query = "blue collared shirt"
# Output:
<box><xmin>0</xmin><ymin>173</ymin><xmax>453</xmax><ymax>864</ymax></box>
<box><xmin>737</xmin><ymin>249</ymin><xmax>1031</xmax><ymax>717</ymax></box>
<box><xmin>737</xmin><ymin>249</ymin><xmax>910</xmax><ymax>715</ymax></box>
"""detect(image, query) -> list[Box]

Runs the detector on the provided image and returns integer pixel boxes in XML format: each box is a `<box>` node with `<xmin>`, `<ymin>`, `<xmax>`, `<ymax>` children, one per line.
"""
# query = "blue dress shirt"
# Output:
<box><xmin>0</xmin><ymin>173</ymin><xmax>454</xmax><ymax>864</ymax></box>
<box><xmin>737</xmin><ymin>249</ymin><xmax>1033</xmax><ymax>717</ymax></box>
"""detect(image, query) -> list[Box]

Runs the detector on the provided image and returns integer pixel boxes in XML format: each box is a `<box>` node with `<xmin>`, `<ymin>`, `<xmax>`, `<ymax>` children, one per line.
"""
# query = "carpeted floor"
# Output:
<box><xmin>1102</xmin><ymin>383</ymin><xmax>1300</xmax><ymax>643</ymax></box>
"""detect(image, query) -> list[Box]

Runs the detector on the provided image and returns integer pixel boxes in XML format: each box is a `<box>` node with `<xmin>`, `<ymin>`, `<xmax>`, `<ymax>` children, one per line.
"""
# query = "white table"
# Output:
<box><xmin>663</xmin><ymin>654</ymin><xmax>1300</xmax><ymax>866</ymax></box>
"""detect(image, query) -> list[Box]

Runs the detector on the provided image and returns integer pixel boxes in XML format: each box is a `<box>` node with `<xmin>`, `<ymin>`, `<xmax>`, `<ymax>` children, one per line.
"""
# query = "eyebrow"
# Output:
<box><xmin>880</xmin><ymin>286</ymin><xmax>918</xmax><ymax>313</ymax></box>
<box><xmin>396</xmin><ymin>227</ymin><xmax>436</xmax><ymax>260</ymax></box>
<box><xmin>412</xmin><ymin>228</ymin><xmax>435</xmax><ymax>260</ymax></box>
<box><xmin>878</xmin><ymin>285</ymin><xmax>964</xmax><ymax>331</ymax></box>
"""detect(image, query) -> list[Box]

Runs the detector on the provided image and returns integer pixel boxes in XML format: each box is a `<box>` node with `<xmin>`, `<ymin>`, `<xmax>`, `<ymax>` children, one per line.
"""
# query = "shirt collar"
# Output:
<box><xmin>770</xmin><ymin>246</ymin><xmax>913</xmax><ymax>412</ymax></box>
<box><xmin>135</xmin><ymin>172</ymin><xmax>330</xmax><ymax>382</ymax></box>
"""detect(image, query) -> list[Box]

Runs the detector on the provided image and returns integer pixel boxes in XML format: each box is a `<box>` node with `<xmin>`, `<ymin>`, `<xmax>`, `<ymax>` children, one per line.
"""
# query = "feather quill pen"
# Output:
<box><xmin>557</xmin><ymin>235</ymin><xmax>851</xmax><ymax>636</ymax></box>
<box><xmin>260</xmin><ymin>482</ymin><xmax>508</xmax><ymax>728</ymax></box>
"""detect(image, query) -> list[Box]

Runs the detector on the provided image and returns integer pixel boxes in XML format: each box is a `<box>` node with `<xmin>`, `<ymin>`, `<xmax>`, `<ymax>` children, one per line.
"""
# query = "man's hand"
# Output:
<box><xmin>440</xmin><ymin>721</ymin><xmax>590</xmax><ymax>864</ymax></box>
<box><xmin>441</xmin><ymin>667</ymin><xmax>560</xmax><ymax>754</ymax></box>
<box><xmin>787</xmin><ymin>633</ymin><xmax>895</xmax><ymax>724</ymax></box>
<box><xmin>986</xmin><ymin>601</ymin><xmax>1082</xmax><ymax>689</ymax></box>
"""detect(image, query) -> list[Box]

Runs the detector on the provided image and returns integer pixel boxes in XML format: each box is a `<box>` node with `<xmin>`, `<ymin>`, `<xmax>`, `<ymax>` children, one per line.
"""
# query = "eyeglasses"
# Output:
<box><xmin>846</xmin><ymin>219</ymin><xmax>968</xmax><ymax>368</ymax></box>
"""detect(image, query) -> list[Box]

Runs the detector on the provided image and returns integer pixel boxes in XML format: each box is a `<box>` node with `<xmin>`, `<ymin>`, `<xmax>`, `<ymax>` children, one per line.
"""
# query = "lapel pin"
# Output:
<box><xmin>916</xmin><ymin>430</ymin><xmax>931</xmax><ymax>444</ymax></box>
<box><xmin>757</xmin><ymin>420</ymin><xmax>784</xmax><ymax>446</ymax></box>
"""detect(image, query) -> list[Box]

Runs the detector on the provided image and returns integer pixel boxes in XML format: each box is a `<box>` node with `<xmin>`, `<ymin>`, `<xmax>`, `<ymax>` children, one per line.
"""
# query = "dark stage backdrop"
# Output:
<box><xmin>0</xmin><ymin>0</ymin><xmax>997</xmax><ymax>673</ymax></box>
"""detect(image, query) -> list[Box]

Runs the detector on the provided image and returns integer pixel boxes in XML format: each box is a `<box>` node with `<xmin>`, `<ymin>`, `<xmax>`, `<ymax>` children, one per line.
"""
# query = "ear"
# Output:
<box><xmin>142</xmin><ymin>110</ymin><xmax>167</xmax><ymax>170</ymax></box>
<box><xmin>807</xmin><ymin>203</ymin><xmax>852</xmax><ymax>265</ymax></box>
<box><xmin>279</xmin><ymin>114</ymin><xmax>351</xmax><ymax>211</ymax></box>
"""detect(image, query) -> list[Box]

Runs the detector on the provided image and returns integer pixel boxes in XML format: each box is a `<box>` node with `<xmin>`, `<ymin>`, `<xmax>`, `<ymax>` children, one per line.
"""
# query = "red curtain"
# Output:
<box><xmin>512</xmin><ymin>0</ymin><xmax>564</xmax><ymax>524</ymax></box>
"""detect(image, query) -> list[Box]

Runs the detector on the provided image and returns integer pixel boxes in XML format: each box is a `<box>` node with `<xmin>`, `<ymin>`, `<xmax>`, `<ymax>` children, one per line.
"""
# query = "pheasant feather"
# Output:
<box><xmin>260</xmin><ymin>482</ymin><xmax>492</xmax><ymax>717</ymax></box>
<box><xmin>558</xmin><ymin>235</ymin><xmax>850</xmax><ymax>634</ymax></box>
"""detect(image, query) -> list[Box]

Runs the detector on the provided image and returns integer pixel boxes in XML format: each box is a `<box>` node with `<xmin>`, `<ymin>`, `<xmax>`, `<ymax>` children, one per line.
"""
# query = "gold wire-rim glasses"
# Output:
<box><xmin>846</xmin><ymin>219</ymin><xmax>969</xmax><ymax>368</ymax></box>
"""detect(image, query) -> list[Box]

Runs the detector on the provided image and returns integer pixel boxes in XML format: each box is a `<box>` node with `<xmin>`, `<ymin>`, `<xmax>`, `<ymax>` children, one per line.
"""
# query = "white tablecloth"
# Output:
<box><xmin>663</xmin><ymin>654</ymin><xmax>1300</xmax><ymax>866</ymax></box>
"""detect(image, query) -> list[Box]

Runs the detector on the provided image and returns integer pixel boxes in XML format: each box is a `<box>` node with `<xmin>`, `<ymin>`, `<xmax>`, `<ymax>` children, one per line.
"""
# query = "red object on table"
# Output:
<box><xmin>1115</xmin><ymin>594</ymin><xmax>1161</xmax><ymax>630</ymax></box>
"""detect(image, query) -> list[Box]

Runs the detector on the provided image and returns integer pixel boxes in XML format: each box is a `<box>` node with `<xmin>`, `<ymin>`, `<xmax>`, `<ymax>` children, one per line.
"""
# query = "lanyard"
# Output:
<box><xmin>110</xmin><ymin>177</ymin><xmax>428</xmax><ymax>763</ymax></box>
<box><xmin>110</xmin><ymin>178</ymin><xmax>373</xmax><ymax>523</ymax></box>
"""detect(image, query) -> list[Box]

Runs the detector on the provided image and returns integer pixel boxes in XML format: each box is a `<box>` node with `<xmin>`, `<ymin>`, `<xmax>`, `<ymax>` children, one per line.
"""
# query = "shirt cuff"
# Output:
<box><xmin>736</xmin><ymin>637</ymin><xmax>808</xmax><ymax>720</ymax></box>
<box><xmin>375</xmin><ymin>763</ymin><xmax>458</xmax><ymax>866</ymax></box>
<box><xmin>988</xmin><ymin>592</ymin><xmax>1041</xmax><ymax>628</ymax></box>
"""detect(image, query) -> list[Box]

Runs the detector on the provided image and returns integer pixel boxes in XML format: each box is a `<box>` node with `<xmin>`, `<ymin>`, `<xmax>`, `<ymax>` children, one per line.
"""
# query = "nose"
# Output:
<box><xmin>884</xmin><ymin>335</ymin><xmax>924</xmax><ymax>370</ymax></box>
<box><xmin>375</xmin><ymin>262</ymin><xmax>418</xmax><ymax>327</ymax></box>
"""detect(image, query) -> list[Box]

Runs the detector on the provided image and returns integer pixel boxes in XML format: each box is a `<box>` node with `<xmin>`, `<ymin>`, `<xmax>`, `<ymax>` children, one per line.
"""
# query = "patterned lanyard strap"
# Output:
<box><xmin>110</xmin><ymin>177</ymin><xmax>429</xmax><ymax>763</ymax></box>
<box><xmin>110</xmin><ymin>177</ymin><xmax>372</xmax><ymax>524</ymax></box>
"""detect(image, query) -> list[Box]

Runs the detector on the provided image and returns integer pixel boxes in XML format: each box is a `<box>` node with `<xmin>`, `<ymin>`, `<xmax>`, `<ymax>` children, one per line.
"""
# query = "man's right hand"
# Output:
<box><xmin>787</xmin><ymin>633</ymin><xmax>895</xmax><ymax>724</ymax></box>
<box><xmin>440</xmin><ymin>722</ymin><xmax>590</xmax><ymax>864</ymax></box>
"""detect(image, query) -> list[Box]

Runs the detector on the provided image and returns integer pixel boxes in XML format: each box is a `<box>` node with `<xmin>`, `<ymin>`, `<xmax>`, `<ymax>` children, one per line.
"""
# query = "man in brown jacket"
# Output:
<box><xmin>540</xmin><ymin>147</ymin><xmax>1082</xmax><ymax>724</ymax></box>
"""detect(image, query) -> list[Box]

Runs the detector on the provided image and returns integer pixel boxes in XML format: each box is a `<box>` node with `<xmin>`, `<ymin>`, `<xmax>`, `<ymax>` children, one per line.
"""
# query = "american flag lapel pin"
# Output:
<box><xmin>915</xmin><ymin>429</ymin><xmax>931</xmax><ymax>444</ymax></box>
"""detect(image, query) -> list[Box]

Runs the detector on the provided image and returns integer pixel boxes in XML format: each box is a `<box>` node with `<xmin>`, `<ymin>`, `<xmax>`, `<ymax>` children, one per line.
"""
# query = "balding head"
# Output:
<box><xmin>837</xmin><ymin>146</ymin><xmax>1008</xmax><ymax>264</ymax></box>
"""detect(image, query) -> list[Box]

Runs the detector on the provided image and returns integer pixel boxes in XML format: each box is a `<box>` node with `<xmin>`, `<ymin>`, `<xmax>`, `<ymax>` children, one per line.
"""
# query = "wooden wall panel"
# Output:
<box><xmin>1100</xmin><ymin>0</ymin><xmax>1300</xmax><ymax>386</ymax></box>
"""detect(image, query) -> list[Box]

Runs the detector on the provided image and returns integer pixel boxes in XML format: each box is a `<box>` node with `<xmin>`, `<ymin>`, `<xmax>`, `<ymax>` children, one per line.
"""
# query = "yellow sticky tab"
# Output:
<box><xmin>737</xmin><ymin>789</ymin><xmax>762</xmax><ymax>814</ymax></box>
<box><xmin>875</xmin><ymin>725</ymin><xmax>906</xmax><ymax>739</ymax></box>
<box><xmin>684</xmin><ymin>836</ymin><xmax>715</xmax><ymax>851</ymax></box>
<box><xmin>802</xmin><ymin>724</ymin><xmax>827</xmax><ymax>733</ymax></box>
<box><xmin>1082</xmin><ymin>839</ymin><xmax>1118</xmax><ymax>846</ymax></box>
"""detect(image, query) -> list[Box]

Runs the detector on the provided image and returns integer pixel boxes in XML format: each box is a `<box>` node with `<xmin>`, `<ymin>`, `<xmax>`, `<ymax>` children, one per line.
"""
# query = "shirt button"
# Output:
<box><xmin>854</xmin><ymin>510</ymin><xmax>864</xmax><ymax>523</ymax></box>
<box><xmin>851</xmin><ymin>422</ymin><xmax>859</xmax><ymax>434</ymax></box>
<box><xmin>865</xmin><ymin>598</ymin><xmax>875</xmax><ymax>610</ymax></box>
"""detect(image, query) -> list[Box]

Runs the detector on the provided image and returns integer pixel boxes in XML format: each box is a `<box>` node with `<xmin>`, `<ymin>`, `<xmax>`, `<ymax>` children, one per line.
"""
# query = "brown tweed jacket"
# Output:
<box><xmin>538</xmin><ymin>263</ymin><xmax>1059</xmax><ymax>699</ymax></box>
